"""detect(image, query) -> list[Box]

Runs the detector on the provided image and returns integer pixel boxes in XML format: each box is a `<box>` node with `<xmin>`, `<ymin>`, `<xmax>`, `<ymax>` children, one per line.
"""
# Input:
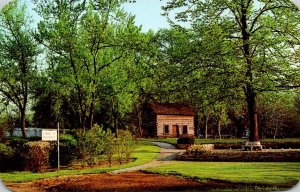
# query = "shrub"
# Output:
<box><xmin>177</xmin><ymin>136</ymin><xmax>195</xmax><ymax>145</ymax></box>
<box><xmin>24</xmin><ymin>141</ymin><xmax>51</xmax><ymax>172</ymax></box>
<box><xmin>116</xmin><ymin>130</ymin><xmax>136</xmax><ymax>164</ymax></box>
<box><xmin>7</xmin><ymin>137</ymin><xmax>28</xmax><ymax>171</ymax></box>
<box><xmin>0</xmin><ymin>143</ymin><xmax>14</xmax><ymax>171</ymax></box>
<box><xmin>187</xmin><ymin>144</ymin><xmax>214</xmax><ymax>155</ymax></box>
<box><xmin>49</xmin><ymin>134</ymin><xmax>78</xmax><ymax>166</ymax></box>
<box><xmin>77</xmin><ymin>124</ymin><xmax>105</xmax><ymax>165</ymax></box>
<box><xmin>103</xmin><ymin>130</ymin><xmax>116</xmax><ymax>166</ymax></box>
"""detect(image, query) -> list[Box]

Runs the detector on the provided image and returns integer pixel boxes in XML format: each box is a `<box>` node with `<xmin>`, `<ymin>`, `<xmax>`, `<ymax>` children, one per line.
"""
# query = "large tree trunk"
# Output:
<box><xmin>245</xmin><ymin>85</ymin><xmax>259</xmax><ymax>142</ymax></box>
<box><xmin>20</xmin><ymin>109</ymin><xmax>27</xmax><ymax>138</ymax></box>
<box><xmin>240</xmin><ymin>2</ymin><xmax>259</xmax><ymax>143</ymax></box>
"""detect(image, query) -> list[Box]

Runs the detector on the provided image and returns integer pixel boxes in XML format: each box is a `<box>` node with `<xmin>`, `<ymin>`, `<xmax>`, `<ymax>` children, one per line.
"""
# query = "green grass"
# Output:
<box><xmin>143</xmin><ymin>138</ymin><xmax>300</xmax><ymax>145</ymax></box>
<box><xmin>0</xmin><ymin>141</ymin><xmax>160</xmax><ymax>183</ymax></box>
<box><xmin>147</xmin><ymin>162</ymin><xmax>300</xmax><ymax>186</ymax></box>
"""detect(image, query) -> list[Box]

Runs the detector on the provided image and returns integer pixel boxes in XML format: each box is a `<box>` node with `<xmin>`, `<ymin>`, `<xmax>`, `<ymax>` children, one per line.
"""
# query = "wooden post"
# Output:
<box><xmin>57</xmin><ymin>122</ymin><xmax>60</xmax><ymax>171</ymax></box>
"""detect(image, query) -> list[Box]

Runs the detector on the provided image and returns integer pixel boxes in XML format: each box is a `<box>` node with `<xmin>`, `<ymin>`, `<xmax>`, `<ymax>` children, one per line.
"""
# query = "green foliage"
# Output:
<box><xmin>102</xmin><ymin>129</ymin><xmax>116</xmax><ymax>166</ymax></box>
<box><xmin>0</xmin><ymin>141</ymin><xmax>160</xmax><ymax>182</ymax></box>
<box><xmin>160</xmin><ymin>0</ymin><xmax>300</xmax><ymax>141</ymax></box>
<box><xmin>0</xmin><ymin>143</ymin><xmax>13</xmax><ymax>158</ymax></box>
<box><xmin>33</xmin><ymin>0</ymin><xmax>147</xmax><ymax>130</ymax></box>
<box><xmin>77</xmin><ymin>124</ymin><xmax>106</xmax><ymax>165</ymax></box>
<box><xmin>49</xmin><ymin>134</ymin><xmax>78</xmax><ymax>166</ymax></box>
<box><xmin>0</xmin><ymin>143</ymin><xmax>14</xmax><ymax>171</ymax></box>
<box><xmin>0</xmin><ymin>0</ymin><xmax>40</xmax><ymax>138</ymax></box>
<box><xmin>116</xmin><ymin>130</ymin><xmax>136</xmax><ymax>164</ymax></box>
<box><xmin>24</xmin><ymin>141</ymin><xmax>51</xmax><ymax>172</ymax></box>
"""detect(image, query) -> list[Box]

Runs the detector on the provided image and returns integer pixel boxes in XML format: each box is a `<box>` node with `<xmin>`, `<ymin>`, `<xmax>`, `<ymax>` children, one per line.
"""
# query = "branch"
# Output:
<box><xmin>250</xmin><ymin>2</ymin><xmax>292</xmax><ymax>33</ymax></box>
<box><xmin>97</xmin><ymin>52</ymin><xmax>124</xmax><ymax>73</ymax></box>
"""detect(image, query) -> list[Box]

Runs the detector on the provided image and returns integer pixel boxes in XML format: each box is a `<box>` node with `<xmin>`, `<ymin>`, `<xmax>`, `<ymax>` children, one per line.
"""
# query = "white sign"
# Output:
<box><xmin>42</xmin><ymin>129</ymin><xmax>57</xmax><ymax>141</ymax></box>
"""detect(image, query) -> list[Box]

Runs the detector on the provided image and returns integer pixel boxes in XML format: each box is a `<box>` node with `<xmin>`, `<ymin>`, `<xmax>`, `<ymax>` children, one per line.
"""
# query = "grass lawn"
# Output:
<box><xmin>144</xmin><ymin>138</ymin><xmax>300</xmax><ymax>145</ymax></box>
<box><xmin>0</xmin><ymin>141</ymin><xmax>160</xmax><ymax>183</ymax></box>
<box><xmin>146</xmin><ymin>161</ymin><xmax>300</xmax><ymax>186</ymax></box>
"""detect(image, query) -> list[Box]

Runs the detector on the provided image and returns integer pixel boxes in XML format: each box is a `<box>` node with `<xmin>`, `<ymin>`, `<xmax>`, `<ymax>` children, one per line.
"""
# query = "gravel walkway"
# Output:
<box><xmin>110</xmin><ymin>142</ymin><xmax>184</xmax><ymax>174</ymax></box>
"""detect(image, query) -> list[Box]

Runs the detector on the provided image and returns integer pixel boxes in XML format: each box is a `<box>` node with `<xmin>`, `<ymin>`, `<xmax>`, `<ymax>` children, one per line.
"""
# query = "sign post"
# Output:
<box><xmin>42</xmin><ymin>127</ymin><xmax>60</xmax><ymax>171</ymax></box>
<box><xmin>57</xmin><ymin>123</ymin><xmax>60</xmax><ymax>171</ymax></box>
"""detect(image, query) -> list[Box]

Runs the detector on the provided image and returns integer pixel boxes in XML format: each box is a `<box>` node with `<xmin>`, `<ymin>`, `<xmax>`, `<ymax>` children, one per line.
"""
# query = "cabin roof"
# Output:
<box><xmin>149</xmin><ymin>103</ymin><xmax>195</xmax><ymax>116</ymax></box>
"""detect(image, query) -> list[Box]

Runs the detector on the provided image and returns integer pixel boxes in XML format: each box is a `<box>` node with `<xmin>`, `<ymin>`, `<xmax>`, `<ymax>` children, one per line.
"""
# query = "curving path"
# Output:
<box><xmin>110</xmin><ymin>142</ymin><xmax>184</xmax><ymax>174</ymax></box>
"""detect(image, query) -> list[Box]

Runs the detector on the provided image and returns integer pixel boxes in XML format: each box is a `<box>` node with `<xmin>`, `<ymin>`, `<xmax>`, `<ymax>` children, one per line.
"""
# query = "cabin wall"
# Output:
<box><xmin>156</xmin><ymin>115</ymin><xmax>194</xmax><ymax>138</ymax></box>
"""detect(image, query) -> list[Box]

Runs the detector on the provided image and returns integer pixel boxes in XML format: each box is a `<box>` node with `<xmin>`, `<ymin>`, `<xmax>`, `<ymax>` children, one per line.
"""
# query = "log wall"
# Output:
<box><xmin>156</xmin><ymin>115</ymin><xmax>194</xmax><ymax>138</ymax></box>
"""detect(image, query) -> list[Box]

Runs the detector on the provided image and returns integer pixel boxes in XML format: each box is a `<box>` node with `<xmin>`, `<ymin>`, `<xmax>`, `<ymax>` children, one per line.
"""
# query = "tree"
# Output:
<box><xmin>34</xmin><ymin>0</ymin><xmax>144</xmax><ymax>130</ymax></box>
<box><xmin>0</xmin><ymin>0</ymin><xmax>40</xmax><ymax>138</ymax></box>
<box><xmin>163</xmin><ymin>0</ymin><xmax>300</xmax><ymax>143</ymax></box>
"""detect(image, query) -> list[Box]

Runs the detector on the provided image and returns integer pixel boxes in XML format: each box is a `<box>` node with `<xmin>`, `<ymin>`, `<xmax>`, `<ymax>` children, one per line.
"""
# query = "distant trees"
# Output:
<box><xmin>162</xmin><ymin>0</ymin><xmax>300</xmax><ymax>141</ymax></box>
<box><xmin>0</xmin><ymin>0</ymin><xmax>40</xmax><ymax>138</ymax></box>
<box><xmin>33</xmin><ymin>0</ymin><xmax>147</xmax><ymax>130</ymax></box>
<box><xmin>0</xmin><ymin>0</ymin><xmax>299</xmax><ymax>140</ymax></box>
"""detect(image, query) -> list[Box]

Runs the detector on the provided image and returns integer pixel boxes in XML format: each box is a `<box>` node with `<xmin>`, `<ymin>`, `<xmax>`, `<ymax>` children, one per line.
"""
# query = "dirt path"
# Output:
<box><xmin>111</xmin><ymin>141</ymin><xmax>184</xmax><ymax>174</ymax></box>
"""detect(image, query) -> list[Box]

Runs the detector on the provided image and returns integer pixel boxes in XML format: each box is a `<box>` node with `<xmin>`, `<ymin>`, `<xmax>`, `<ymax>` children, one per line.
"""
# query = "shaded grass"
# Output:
<box><xmin>146</xmin><ymin>161</ymin><xmax>300</xmax><ymax>186</ymax></box>
<box><xmin>0</xmin><ymin>141</ymin><xmax>160</xmax><ymax>183</ymax></box>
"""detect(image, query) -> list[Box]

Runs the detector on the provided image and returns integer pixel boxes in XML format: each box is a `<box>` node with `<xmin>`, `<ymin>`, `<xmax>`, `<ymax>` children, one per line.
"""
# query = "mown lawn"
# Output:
<box><xmin>147</xmin><ymin>161</ymin><xmax>300</xmax><ymax>186</ymax></box>
<box><xmin>0</xmin><ymin>141</ymin><xmax>160</xmax><ymax>183</ymax></box>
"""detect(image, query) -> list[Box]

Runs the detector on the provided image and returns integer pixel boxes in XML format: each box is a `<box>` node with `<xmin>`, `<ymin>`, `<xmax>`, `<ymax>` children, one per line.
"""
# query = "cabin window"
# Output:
<box><xmin>183</xmin><ymin>125</ymin><xmax>188</xmax><ymax>134</ymax></box>
<box><xmin>164</xmin><ymin>125</ymin><xmax>169</xmax><ymax>134</ymax></box>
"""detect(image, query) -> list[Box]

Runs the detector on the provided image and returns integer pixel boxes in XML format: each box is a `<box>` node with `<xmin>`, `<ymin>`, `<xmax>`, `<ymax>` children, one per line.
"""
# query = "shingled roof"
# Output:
<box><xmin>149</xmin><ymin>103</ymin><xmax>195</xmax><ymax>116</ymax></box>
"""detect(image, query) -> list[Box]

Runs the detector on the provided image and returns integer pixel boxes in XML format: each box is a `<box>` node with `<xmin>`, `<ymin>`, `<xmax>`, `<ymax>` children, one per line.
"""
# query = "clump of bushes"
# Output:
<box><xmin>177</xmin><ymin>136</ymin><xmax>195</xmax><ymax>145</ymax></box>
<box><xmin>77</xmin><ymin>124</ymin><xmax>106</xmax><ymax>165</ymax></box>
<box><xmin>49</xmin><ymin>134</ymin><xmax>78</xmax><ymax>166</ymax></box>
<box><xmin>116</xmin><ymin>130</ymin><xmax>136</xmax><ymax>164</ymax></box>
<box><xmin>0</xmin><ymin>125</ymin><xmax>137</xmax><ymax>172</ymax></box>
<box><xmin>24</xmin><ymin>141</ymin><xmax>51</xmax><ymax>172</ymax></box>
<box><xmin>187</xmin><ymin>144</ymin><xmax>214</xmax><ymax>155</ymax></box>
<box><xmin>76</xmin><ymin>125</ymin><xmax>136</xmax><ymax>166</ymax></box>
<box><xmin>103</xmin><ymin>129</ymin><xmax>116</xmax><ymax>166</ymax></box>
<box><xmin>0</xmin><ymin>143</ymin><xmax>14</xmax><ymax>171</ymax></box>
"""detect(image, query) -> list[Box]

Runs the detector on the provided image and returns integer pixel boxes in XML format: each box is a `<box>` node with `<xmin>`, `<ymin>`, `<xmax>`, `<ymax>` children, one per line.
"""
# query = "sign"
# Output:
<box><xmin>42</xmin><ymin>129</ymin><xmax>57</xmax><ymax>141</ymax></box>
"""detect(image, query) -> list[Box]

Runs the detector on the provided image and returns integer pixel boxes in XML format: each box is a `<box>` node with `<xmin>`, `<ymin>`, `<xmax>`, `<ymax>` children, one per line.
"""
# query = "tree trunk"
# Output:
<box><xmin>218</xmin><ymin>118</ymin><xmax>221</xmax><ymax>139</ymax></box>
<box><xmin>205</xmin><ymin>114</ymin><xmax>210</xmax><ymax>139</ymax></box>
<box><xmin>20</xmin><ymin>109</ymin><xmax>27</xmax><ymax>138</ymax></box>
<box><xmin>137</xmin><ymin>108</ymin><xmax>143</xmax><ymax>138</ymax></box>
<box><xmin>240</xmin><ymin>2</ymin><xmax>259</xmax><ymax>143</ymax></box>
<box><xmin>246</xmin><ymin>85</ymin><xmax>259</xmax><ymax>142</ymax></box>
<box><xmin>86</xmin><ymin>103</ymin><xmax>94</xmax><ymax>130</ymax></box>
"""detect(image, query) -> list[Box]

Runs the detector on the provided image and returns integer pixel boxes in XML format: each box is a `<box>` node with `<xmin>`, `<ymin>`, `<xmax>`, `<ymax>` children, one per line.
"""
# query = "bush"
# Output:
<box><xmin>49</xmin><ymin>134</ymin><xmax>78</xmax><ymax>166</ymax></box>
<box><xmin>116</xmin><ymin>130</ymin><xmax>136</xmax><ymax>164</ymax></box>
<box><xmin>187</xmin><ymin>144</ymin><xmax>214</xmax><ymax>155</ymax></box>
<box><xmin>77</xmin><ymin>124</ymin><xmax>105</xmax><ymax>165</ymax></box>
<box><xmin>177</xmin><ymin>136</ymin><xmax>195</xmax><ymax>145</ymax></box>
<box><xmin>24</xmin><ymin>141</ymin><xmax>51</xmax><ymax>172</ymax></box>
<box><xmin>103</xmin><ymin>130</ymin><xmax>116</xmax><ymax>166</ymax></box>
<box><xmin>7</xmin><ymin>137</ymin><xmax>28</xmax><ymax>171</ymax></box>
<box><xmin>0</xmin><ymin>143</ymin><xmax>14</xmax><ymax>171</ymax></box>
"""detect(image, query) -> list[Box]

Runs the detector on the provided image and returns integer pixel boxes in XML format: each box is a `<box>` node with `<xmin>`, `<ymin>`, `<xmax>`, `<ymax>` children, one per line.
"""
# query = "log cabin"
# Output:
<box><xmin>142</xmin><ymin>103</ymin><xmax>195</xmax><ymax>138</ymax></box>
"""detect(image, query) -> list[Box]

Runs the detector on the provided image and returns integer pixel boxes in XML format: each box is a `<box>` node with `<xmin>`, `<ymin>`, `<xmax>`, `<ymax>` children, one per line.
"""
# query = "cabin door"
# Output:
<box><xmin>172</xmin><ymin>125</ymin><xmax>180</xmax><ymax>137</ymax></box>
